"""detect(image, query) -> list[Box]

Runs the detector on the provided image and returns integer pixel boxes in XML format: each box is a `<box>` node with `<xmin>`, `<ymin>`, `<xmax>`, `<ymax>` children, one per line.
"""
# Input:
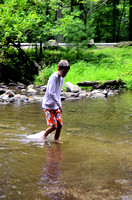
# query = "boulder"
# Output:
<box><xmin>0</xmin><ymin>88</ymin><xmax>6</xmax><ymax>95</ymax></box>
<box><xmin>107</xmin><ymin>89</ymin><xmax>122</xmax><ymax>96</ymax></box>
<box><xmin>40</xmin><ymin>85</ymin><xmax>47</xmax><ymax>92</ymax></box>
<box><xmin>1</xmin><ymin>94</ymin><xmax>9</xmax><ymax>101</ymax></box>
<box><xmin>114</xmin><ymin>41</ymin><xmax>132</xmax><ymax>48</ymax></box>
<box><xmin>0</xmin><ymin>98</ymin><xmax>4</xmax><ymax>103</ymax></box>
<box><xmin>21</xmin><ymin>89</ymin><xmax>26</xmax><ymax>94</ymax></box>
<box><xmin>27</xmin><ymin>84</ymin><xmax>38</xmax><ymax>95</ymax></box>
<box><xmin>61</xmin><ymin>92</ymin><xmax>79</xmax><ymax>99</ymax></box>
<box><xmin>5</xmin><ymin>90</ymin><xmax>16</xmax><ymax>97</ymax></box>
<box><xmin>48</xmin><ymin>39</ymin><xmax>58</xmax><ymax>46</ymax></box>
<box><xmin>90</xmin><ymin>90</ymin><xmax>101</xmax><ymax>94</ymax></box>
<box><xmin>28</xmin><ymin>95</ymin><xmax>43</xmax><ymax>102</ymax></box>
<box><xmin>90</xmin><ymin>92</ymin><xmax>106</xmax><ymax>98</ymax></box>
<box><xmin>27</xmin><ymin>84</ymin><xmax>34</xmax><ymax>90</ymax></box>
<box><xmin>79</xmin><ymin>91</ymin><xmax>90</xmax><ymax>98</ymax></box>
<box><xmin>90</xmin><ymin>90</ymin><xmax>107</xmax><ymax>98</ymax></box>
<box><xmin>61</xmin><ymin>96</ymin><xmax>66</xmax><ymax>101</ymax></box>
<box><xmin>11</xmin><ymin>94</ymin><xmax>22</xmax><ymax>102</ymax></box>
<box><xmin>16</xmin><ymin>82</ymin><xmax>25</xmax><ymax>89</ymax></box>
<box><xmin>65</xmin><ymin>82</ymin><xmax>81</xmax><ymax>93</ymax></box>
<box><xmin>0</xmin><ymin>88</ymin><xmax>16</xmax><ymax>102</ymax></box>
<box><xmin>27</xmin><ymin>88</ymin><xmax>38</xmax><ymax>95</ymax></box>
<box><xmin>13</xmin><ymin>94</ymin><xmax>28</xmax><ymax>101</ymax></box>
<box><xmin>0</xmin><ymin>89</ymin><xmax>15</xmax><ymax>97</ymax></box>
<box><xmin>0</xmin><ymin>83</ymin><xmax>8</xmax><ymax>89</ymax></box>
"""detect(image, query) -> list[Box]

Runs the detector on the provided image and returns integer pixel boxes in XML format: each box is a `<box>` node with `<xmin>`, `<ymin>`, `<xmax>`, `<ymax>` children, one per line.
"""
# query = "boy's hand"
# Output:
<box><xmin>59</xmin><ymin>107</ymin><xmax>62</xmax><ymax>113</ymax></box>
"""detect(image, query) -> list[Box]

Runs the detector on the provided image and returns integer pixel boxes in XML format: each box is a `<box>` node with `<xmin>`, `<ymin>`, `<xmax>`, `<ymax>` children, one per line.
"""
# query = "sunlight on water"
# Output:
<box><xmin>0</xmin><ymin>91</ymin><xmax>132</xmax><ymax>200</ymax></box>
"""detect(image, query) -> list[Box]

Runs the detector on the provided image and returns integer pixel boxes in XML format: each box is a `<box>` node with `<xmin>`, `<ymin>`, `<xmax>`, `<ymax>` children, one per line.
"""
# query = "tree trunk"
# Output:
<box><xmin>5</xmin><ymin>37</ymin><xmax>38</xmax><ymax>82</ymax></box>
<box><xmin>77</xmin><ymin>79</ymin><xmax>125</xmax><ymax>89</ymax></box>
<box><xmin>40</xmin><ymin>41</ymin><xmax>42</xmax><ymax>57</ymax></box>
<box><xmin>96</xmin><ymin>20</ymin><xmax>101</xmax><ymax>42</ymax></box>
<box><xmin>113</xmin><ymin>0</ymin><xmax>119</xmax><ymax>42</ymax></box>
<box><xmin>71</xmin><ymin>0</ymin><xmax>74</xmax><ymax>12</ymax></box>
<box><xmin>129</xmin><ymin>0</ymin><xmax>132</xmax><ymax>40</ymax></box>
<box><xmin>116</xmin><ymin>0</ymin><xmax>126</xmax><ymax>41</ymax></box>
<box><xmin>57</xmin><ymin>2</ymin><xmax>63</xmax><ymax>43</ymax></box>
<box><xmin>113</xmin><ymin>0</ymin><xmax>116</xmax><ymax>42</ymax></box>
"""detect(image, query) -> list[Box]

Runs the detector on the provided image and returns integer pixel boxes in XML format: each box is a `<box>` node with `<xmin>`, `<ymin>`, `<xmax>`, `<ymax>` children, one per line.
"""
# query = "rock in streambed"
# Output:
<box><xmin>0</xmin><ymin>82</ymin><xmax>124</xmax><ymax>104</ymax></box>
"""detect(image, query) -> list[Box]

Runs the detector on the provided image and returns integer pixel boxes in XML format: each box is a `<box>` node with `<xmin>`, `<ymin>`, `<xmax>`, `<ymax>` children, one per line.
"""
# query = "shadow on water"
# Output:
<box><xmin>0</xmin><ymin>91</ymin><xmax>132</xmax><ymax>200</ymax></box>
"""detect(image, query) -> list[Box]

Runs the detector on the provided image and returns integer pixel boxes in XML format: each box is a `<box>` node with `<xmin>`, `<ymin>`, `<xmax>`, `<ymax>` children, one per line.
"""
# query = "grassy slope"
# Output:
<box><xmin>34</xmin><ymin>47</ymin><xmax>132</xmax><ymax>90</ymax></box>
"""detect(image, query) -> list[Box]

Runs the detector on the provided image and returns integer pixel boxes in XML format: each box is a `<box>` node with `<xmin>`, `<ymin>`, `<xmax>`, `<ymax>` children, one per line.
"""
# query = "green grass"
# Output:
<box><xmin>34</xmin><ymin>47</ymin><xmax>132</xmax><ymax>90</ymax></box>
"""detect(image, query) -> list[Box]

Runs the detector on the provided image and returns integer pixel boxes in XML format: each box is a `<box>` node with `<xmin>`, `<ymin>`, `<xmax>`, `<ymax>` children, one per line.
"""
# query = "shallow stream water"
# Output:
<box><xmin>0</xmin><ymin>91</ymin><xmax>132</xmax><ymax>200</ymax></box>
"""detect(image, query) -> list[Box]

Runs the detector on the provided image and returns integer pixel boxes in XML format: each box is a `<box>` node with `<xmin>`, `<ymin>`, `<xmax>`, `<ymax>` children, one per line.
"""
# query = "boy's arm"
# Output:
<box><xmin>59</xmin><ymin>106</ymin><xmax>62</xmax><ymax>113</ymax></box>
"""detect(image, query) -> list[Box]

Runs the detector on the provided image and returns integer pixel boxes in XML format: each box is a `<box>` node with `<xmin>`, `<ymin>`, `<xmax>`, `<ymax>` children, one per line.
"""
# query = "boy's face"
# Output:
<box><xmin>59</xmin><ymin>69</ymin><xmax>69</xmax><ymax>77</ymax></box>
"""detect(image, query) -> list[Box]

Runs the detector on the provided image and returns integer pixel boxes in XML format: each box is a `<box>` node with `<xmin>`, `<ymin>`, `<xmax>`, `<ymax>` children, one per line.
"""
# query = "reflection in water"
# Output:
<box><xmin>39</xmin><ymin>142</ymin><xmax>63</xmax><ymax>200</ymax></box>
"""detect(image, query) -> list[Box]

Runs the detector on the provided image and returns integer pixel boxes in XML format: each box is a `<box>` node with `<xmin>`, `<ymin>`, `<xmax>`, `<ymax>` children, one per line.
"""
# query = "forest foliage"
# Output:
<box><xmin>0</xmin><ymin>0</ymin><xmax>132</xmax><ymax>88</ymax></box>
<box><xmin>0</xmin><ymin>0</ymin><xmax>131</xmax><ymax>44</ymax></box>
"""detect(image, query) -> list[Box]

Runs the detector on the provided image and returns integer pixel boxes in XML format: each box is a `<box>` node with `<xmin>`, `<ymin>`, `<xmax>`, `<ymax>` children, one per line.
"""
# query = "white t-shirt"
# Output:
<box><xmin>42</xmin><ymin>72</ymin><xmax>64</xmax><ymax>110</ymax></box>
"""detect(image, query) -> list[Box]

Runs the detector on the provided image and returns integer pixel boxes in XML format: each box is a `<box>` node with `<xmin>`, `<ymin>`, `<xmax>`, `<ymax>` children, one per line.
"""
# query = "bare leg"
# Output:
<box><xmin>54</xmin><ymin>123</ymin><xmax>62</xmax><ymax>140</ymax></box>
<box><xmin>44</xmin><ymin>125</ymin><xmax>57</xmax><ymax>138</ymax></box>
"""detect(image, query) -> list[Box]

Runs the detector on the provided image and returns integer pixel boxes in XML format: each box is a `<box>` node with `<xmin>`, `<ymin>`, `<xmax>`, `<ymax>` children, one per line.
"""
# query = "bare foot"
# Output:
<box><xmin>54</xmin><ymin>140</ymin><xmax>63</xmax><ymax>144</ymax></box>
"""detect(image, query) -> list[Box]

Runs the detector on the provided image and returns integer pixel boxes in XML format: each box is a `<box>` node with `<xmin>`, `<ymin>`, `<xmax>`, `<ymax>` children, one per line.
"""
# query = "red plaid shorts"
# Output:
<box><xmin>44</xmin><ymin>109</ymin><xmax>62</xmax><ymax>127</ymax></box>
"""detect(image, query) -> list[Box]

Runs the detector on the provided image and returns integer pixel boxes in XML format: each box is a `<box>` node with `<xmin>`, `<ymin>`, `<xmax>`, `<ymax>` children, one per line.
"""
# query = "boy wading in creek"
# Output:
<box><xmin>42</xmin><ymin>60</ymin><xmax>70</xmax><ymax>143</ymax></box>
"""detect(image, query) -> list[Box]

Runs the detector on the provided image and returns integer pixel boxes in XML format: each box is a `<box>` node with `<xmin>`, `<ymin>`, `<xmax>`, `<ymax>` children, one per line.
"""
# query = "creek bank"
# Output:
<box><xmin>0</xmin><ymin>82</ymin><xmax>124</xmax><ymax>104</ymax></box>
